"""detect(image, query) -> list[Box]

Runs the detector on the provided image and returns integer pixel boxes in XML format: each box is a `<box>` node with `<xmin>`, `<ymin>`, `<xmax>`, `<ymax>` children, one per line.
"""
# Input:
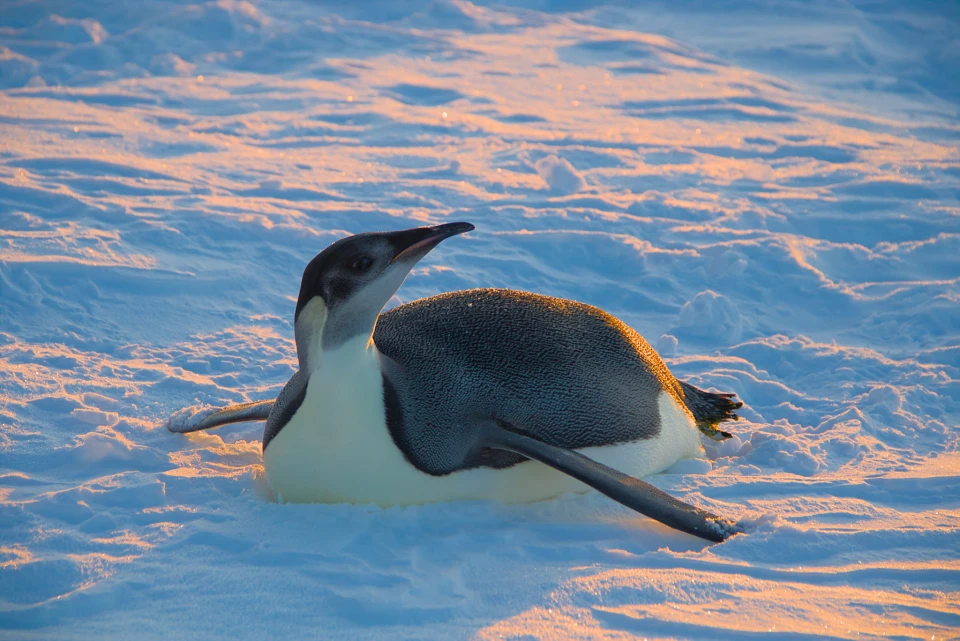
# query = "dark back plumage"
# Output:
<box><xmin>373</xmin><ymin>288</ymin><xmax>684</xmax><ymax>475</ymax></box>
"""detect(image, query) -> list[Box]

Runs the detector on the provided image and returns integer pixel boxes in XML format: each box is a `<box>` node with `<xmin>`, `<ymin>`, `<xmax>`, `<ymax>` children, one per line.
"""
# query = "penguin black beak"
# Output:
<box><xmin>390</xmin><ymin>222</ymin><xmax>475</xmax><ymax>264</ymax></box>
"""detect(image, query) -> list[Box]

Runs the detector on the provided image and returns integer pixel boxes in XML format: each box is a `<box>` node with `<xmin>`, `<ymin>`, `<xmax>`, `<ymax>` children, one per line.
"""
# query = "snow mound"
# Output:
<box><xmin>677</xmin><ymin>290</ymin><xmax>743</xmax><ymax>342</ymax></box>
<box><xmin>535</xmin><ymin>154</ymin><xmax>586</xmax><ymax>195</ymax></box>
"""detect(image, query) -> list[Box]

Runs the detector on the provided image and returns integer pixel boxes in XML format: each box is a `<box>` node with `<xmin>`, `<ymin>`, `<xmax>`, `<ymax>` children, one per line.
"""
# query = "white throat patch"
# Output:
<box><xmin>294</xmin><ymin>297</ymin><xmax>328</xmax><ymax>373</ymax></box>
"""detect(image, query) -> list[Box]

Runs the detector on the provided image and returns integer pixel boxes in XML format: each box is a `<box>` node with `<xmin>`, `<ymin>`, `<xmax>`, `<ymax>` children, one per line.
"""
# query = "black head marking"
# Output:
<box><xmin>294</xmin><ymin>222</ymin><xmax>475</xmax><ymax>350</ymax></box>
<box><xmin>294</xmin><ymin>232</ymin><xmax>393</xmax><ymax>320</ymax></box>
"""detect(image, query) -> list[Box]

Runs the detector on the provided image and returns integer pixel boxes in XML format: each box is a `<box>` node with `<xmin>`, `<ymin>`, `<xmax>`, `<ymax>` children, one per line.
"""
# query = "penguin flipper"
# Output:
<box><xmin>481</xmin><ymin>422</ymin><xmax>741</xmax><ymax>543</ymax></box>
<box><xmin>166</xmin><ymin>400</ymin><xmax>275</xmax><ymax>433</ymax></box>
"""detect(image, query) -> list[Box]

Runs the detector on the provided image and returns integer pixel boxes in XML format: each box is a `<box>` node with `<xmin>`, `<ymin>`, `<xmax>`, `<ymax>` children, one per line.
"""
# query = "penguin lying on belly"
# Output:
<box><xmin>168</xmin><ymin>222</ymin><xmax>744</xmax><ymax>542</ymax></box>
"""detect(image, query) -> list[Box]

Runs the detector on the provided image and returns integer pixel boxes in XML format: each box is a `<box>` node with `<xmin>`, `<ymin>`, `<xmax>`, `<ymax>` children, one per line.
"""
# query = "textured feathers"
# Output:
<box><xmin>374</xmin><ymin>288</ymin><xmax>690</xmax><ymax>475</ymax></box>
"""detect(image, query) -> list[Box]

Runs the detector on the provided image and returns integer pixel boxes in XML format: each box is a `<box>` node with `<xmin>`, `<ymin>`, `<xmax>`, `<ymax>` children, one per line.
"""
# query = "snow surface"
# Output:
<box><xmin>1</xmin><ymin>0</ymin><xmax>959</xmax><ymax>639</ymax></box>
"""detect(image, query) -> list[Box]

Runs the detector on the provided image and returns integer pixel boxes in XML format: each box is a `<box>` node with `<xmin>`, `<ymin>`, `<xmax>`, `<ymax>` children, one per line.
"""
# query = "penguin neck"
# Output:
<box><xmin>295</xmin><ymin>296</ymin><xmax>386</xmax><ymax>432</ymax></box>
<box><xmin>315</xmin><ymin>333</ymin><xmax>381</xmax><ymax>374</ymax></box>
<box><xmin>295</xmin><ymin>297</ymin><xmax>382</xmax><ymax>373</ymax></box>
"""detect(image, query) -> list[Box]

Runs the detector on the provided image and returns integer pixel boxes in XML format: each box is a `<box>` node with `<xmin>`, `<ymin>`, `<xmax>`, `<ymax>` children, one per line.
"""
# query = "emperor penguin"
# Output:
<box><xmin>168</xmin><ymin>223</ymin><xmax>744</xmax><ymax>542</ymax></box>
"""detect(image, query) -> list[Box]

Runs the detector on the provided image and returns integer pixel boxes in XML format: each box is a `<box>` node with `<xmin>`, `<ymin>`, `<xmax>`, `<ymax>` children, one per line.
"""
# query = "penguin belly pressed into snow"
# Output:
<box><xmin>169</xmin><ymin>222</ymin><xmax>744</xmax><ymax>542</ymax></box>
<box><xmin>263</xmin><ymin>300</ymin><xmax>703</xmax><ymax>506</ymax></box>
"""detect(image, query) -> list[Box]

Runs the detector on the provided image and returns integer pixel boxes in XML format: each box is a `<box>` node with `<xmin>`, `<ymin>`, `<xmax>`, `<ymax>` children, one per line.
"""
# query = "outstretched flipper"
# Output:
<box><xmin>482</xmin><ymin>421</ymin><xmax>741</xmax><ymax>543</ymax></box>
<box><xmin>166</xmin><ymin>399</ymin><xmax>275</xmax><ymax>434</ymax></box>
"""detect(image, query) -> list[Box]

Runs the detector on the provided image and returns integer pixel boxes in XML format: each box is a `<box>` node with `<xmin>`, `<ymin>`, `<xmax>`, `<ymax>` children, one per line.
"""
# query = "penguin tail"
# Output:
<box><xmin>678</xmin><ymin>380</ymin><xmax>743</xmax><ymax>440</ymax></box>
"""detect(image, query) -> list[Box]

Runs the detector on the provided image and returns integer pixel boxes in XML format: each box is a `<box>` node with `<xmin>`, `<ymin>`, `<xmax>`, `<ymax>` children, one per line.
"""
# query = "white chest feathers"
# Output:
<box><xmin>262</xmin><ymin>339</ymin><xmax>704</xmax><ymax>506</ymax></box>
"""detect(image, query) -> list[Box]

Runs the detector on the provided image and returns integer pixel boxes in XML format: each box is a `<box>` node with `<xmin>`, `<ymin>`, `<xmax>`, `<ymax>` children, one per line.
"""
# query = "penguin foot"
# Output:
<box><xmin>679</xmin><ymin>380</ymin><xmax>743</xmax><ymax>429</ymax></box>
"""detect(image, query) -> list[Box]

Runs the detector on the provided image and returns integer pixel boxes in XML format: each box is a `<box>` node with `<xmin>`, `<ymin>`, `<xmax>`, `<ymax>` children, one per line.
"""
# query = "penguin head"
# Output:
<box><xmin>294</xmin><ymin>222</ymin><xmax>474</xmax><ymax>362</ymax></box>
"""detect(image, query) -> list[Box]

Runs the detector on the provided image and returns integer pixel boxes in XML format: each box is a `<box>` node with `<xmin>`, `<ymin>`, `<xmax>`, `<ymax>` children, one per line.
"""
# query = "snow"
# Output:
<box><xmin>1</xmin><ymin>0</ymin><xmax>958</xmax><ymax>639</ymax></box>
<box><xmin>534</xmin><ymin>155</ymin><xmax>587</xmax><ymax>195</ymax></box>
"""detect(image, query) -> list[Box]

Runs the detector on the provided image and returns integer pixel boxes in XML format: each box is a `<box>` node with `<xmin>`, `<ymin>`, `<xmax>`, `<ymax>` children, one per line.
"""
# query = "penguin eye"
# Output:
<box><xmin>349</xmin><ymin>256</ymin><xmax>374</xmax><ymax>273</ymax></box>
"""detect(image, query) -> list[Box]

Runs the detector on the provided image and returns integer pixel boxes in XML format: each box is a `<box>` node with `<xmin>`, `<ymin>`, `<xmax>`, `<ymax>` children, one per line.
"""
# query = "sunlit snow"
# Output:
<box><xmin>1</xmin><ymin>1</ymin><xmax>958</xmax><ymax>639</ymax></box>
